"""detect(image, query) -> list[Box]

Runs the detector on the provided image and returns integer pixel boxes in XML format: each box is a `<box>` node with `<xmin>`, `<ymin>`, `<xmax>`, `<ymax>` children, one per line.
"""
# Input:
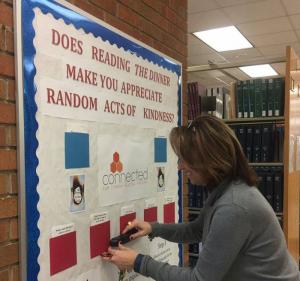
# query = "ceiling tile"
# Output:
<box><xmin>290</xmin><ymin>14</ymin><xmax>300</xmax><ymax>29</ymax></box>
<box><xmin>238</xmin><ymin>17</ymin><xmax>292</xmax><ymax>36</ymax></box>
<box><xmin>187</xmin><ymin>73</ymin><xmax>219</xmax><ymax>86</ymax></box>
<box><xmin>207</xmin><ymin>70</ymin><xmax>227</xmax><ymax>78</ymax></box>
<box><xmin>220</xmin><ymin>48</ymin><xmax>262</xmax><ymax>61</ymax></box>
<box><xmin>223</xmin><ymin>0</ymin><xmax>286</xmax><ymax>24</ymax></box>
<box><xmin>270</xmin><ymin>62</ymin><xmax>286</xmax><ymax>76</ymax></box>
<box><xmin>281</xmin><ymin>0</ymin><xmax>300</xmax><ymax>15</ymax></box>
<box><xmin>186</xmin><ymin>0</ymin><xmax>299</xmax><ymax>79</ymax></box>
<box><xmin>187</xmin><ymin>72</ymin><xmax>208</xmax><ymax>81</ymax></box>
<box><xmin>215</xmin><ymin>0</ymin><xmax>263</xmax><ymax>8</ymax></box>
<box><xmin>223</xmin><ymin>68</ymin><xmax>250</xmax><ymax>80</ymax></box>
<box><xmin>291</xmin><ymin>42</ymin><xmax>300</xmax><ymax>57</ymax></box>
<box><xmin>188</xmin><ymin>9</ymin><xmax>232</xmax><ymax>32</ymax></box>
<box><xmin>187</xmin><ymin>72</ymin><xmax>201</xmax><ymax>82</ymax></box>
<box><xmin>216</xmin><ymin>74</ymin><xmax>236</xmax><ymax>85</ymax></box>
<box><xmin>257</xmin><ymin>44</ymin><xmax>287</xmax><ymax>57</ymax></box>
<box><xmin>248</xmin><ymin>30</ymin><xmax>298</xmax><ymax>47</ymax></box>
<box><xmin>188</xmin><ymin>34</ymin><xmax>202</xmax><ymax>45</ymax></box>
<box><xmin>188</xmin><ymin>0</ymin><xmax>219</xmax><ymax>14</ymax></box>
<box><xmin>188</xmin><ymin>42</ymin><xmax>215</xmax><ymax>56</ymax></box>
<box><xmin>259</xmin><ymin>43</ymin><xmax>300</xmax><ymax>58</ymax></box>
<box><xmin>188</xmin><ymin>70</ymin><xmax>236</xmax><ymax>88</ymax></box>
<box><xmin>188</xmin><ymin>53</ymin><xmax>228</xmax><ymax>66</ymax></box>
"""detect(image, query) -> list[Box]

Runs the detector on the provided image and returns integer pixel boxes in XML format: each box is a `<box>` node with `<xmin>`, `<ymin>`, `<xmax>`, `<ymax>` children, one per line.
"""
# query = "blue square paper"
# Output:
<box><xmin>154</xmin><ymin>138</ymin><xmax>167</xmax><ymax>163</ymax></box>
<box><xmin>65</xmin><ymin>132</ymin><xmax>90</xmax><ymax>169</ymax></box>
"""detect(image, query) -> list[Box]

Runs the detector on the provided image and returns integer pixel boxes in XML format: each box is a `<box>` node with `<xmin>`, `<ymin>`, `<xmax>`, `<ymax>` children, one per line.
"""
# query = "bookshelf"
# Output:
<box><xmin>224</xmin><ymin>116</ymin><xmax>284</xmax><ymax>124</ymax></box>
<box><xmin>185</xmin><ymin>46</ymin><xmax>300</xmax><ymax>265</ymax></box>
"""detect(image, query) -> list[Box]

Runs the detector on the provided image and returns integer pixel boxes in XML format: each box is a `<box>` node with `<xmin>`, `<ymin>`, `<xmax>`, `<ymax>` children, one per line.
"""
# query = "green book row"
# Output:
<box><xmin>235</xmin><ymin>77</ymin><xmax>285</xmax><ymax>118</ymax></box>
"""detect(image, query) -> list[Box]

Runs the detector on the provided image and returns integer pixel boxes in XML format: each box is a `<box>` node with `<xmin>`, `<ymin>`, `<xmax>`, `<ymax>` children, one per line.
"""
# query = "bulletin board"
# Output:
<box><xmin>15</xmin><ymin>0</ymin><xmax>182</xmax><ymax>280</ymax></box>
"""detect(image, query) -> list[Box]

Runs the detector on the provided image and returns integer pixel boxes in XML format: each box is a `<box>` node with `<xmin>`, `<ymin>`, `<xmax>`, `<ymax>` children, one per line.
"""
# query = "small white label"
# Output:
<box><xmin>145</xmin><ymin>198</ymin><xmax>156</xmax><ymax>209</ymax></box>
<box><xmin>250</xmin><ymin>112</ymin><xmax>254</xmax><ymax>118</ymax></box>
<box><xmin>90</xmin><ymin>212</ymin><xmax>109</xmax><ymax>226</ymax></box>
<box><xmin>51</xmin><ymin>223</ymin><xmax>75</xmax><ymax>238</ymax></box>
<box><xmin>164</xmin><ymin>196</ymin><xmax>175</xmax><ymax>204</ymax></box>
<box><xmin>262</xmin><ymin>111</ymin><xmax>266</xmax><ymax>117</ymax></box>
<box><xmin>244</xmin><ymin>112</ymin><xmax>248</xmax><ymax>118</ymax></box>
<box><xmin>268</xmin><ymin>110</ymin><xmax>273</xmax><ymax>116</ymax></box>
<box><xmin>121</xmin><ymin>205</ymin><xmax>135</xmax><ymax>216</ymax></box>
<box><xmin>238</xmin><ymin>112</ymin><xmax>242</xmax><ymax>118</ymax></box>
<box><xmin>275</xmin><ymin>109</ymin><xmax>280</xmax><ymax>116</ymax></box>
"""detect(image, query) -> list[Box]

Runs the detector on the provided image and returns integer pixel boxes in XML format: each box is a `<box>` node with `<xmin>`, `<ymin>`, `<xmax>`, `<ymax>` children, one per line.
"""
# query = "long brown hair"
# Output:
<box><xmin>170</xmin><ymin>115</ymin><xmax>257</xmax><ymax>188</ymax></box>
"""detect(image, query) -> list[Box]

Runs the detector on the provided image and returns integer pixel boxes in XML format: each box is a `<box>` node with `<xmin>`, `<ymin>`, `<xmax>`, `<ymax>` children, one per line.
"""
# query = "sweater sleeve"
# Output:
<box><xmin>150</xmin><ymin>210</ymin><xmax>204</xmax><ymax>243</ymax></box>
<box><xmin>138</xmin><ymin>204</ymin><xmax>251</xmax><ymax>281</ymax></box>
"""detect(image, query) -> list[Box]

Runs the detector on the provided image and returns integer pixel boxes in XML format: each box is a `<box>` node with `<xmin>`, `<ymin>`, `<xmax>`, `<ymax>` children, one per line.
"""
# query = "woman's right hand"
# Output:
<box><xmin>122</xmin><ymin>219</ymin><xmax>152</xmax><ymax>240</ymax></box>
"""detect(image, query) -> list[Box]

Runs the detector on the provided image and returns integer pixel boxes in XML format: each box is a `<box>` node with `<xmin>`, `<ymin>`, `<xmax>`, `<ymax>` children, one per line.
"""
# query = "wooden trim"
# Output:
<box><xmin>283</xmin><ymin>46</ymin><xmax>300</xmax><ymax>262</ymax></box>
<box><xmin>230</xmin><ymin>83</ymin><xmax>236</xmax><ymax>119</ymax></box>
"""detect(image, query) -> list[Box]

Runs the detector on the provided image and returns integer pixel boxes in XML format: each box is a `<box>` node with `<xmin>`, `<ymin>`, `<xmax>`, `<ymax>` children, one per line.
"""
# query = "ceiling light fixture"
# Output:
<box><xmin>239</xmin><ymin>64</ymin><xmax>278</xmax><ymax>78</ymax></box>
<box><xmin>193</xmin><ymin>26</ymin><xmax>253</xmax><ymax>52</ymax></box>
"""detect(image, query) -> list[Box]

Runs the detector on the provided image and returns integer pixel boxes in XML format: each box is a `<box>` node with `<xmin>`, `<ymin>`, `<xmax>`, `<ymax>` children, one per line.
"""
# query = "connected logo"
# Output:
<box><xmin>102</xmin><ymin>152</ymin><xmax>148</xmax><ymax>187</ymax></box>
<box><xmin>110</xmin><ymin>152</ymin><xmax>123</xmax><ymax>173</ymax></box>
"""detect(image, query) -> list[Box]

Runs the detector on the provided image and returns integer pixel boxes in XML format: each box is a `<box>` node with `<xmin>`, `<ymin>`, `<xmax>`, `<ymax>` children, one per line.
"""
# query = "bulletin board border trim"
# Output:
<box><xmin>17</xmin><ymin>0</ymin><xmax>183</xmax><ymax>280</ymax></box>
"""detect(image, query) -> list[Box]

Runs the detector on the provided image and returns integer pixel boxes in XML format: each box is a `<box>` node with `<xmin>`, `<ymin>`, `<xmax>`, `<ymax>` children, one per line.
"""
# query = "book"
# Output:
<box><xmin>274</xmin><ymin>78</ymin><xmax>284</xmax><ymax>116</ymax></box>
<box><xmin>261</xmin><ymin>79</ymin><xmax>268</xmax><ymax>117</ymax></box>
<box><xmin>249</xmin><ymin>80</ymin><xmax>255</xmax><ymax>118</ymax></box>
<box><xmin>245</xmin><ymin>125</ymin><xmax>254</xmax><ymax>162</ymax></box>
<box><xmin>267</xmin><ymin>79</ymin><xmax>274</xmax><ymax>117</ymax></box>
<box><xmin>265</xmin><ymin>172</ymin><xmax>274</xmax><ymax>207</ymax></box>
<box><xmin>243</xmin><ymin>81</ymin><xmax>249</xmax><ymax>118</ymax></box>
<box><xmin>187</xmin><ymin>82</ymin><xmax>202</xmax><ymax>120</ymax></box>
<box><xmin>188</xmin><ymin>182</ymin><xmax>196</xmax><ymax>208</ymax></box>
<box><xmin>273</xmin><ymin>167</ymin><xmax>283</xmax><ymax>213</ymax></box>
<box><xmin>236</xmin><ymin>125</ymin><xmax>247</xmax><ymax>155</ymax></box>
<box><xmin>236</xmin><ymin>81</ymin><xmax>243</xmax><ymax>118</ymax></box>
<box><xmin>254</xmin><ymin>79</ymin><xmax>263</xmax><ymax>117</ymax></box>
<box><xmin>196</xmin><ymin>185</ymin><xmax>203</xmax><ymax>208</ymax></box>
<box><xmin>253</xmin><ymin>125</ymin><xmax>262</xmax><ymax>162</ymax></box>
<box><xmin>261</xmin><ymin>124</ymin><xmax>274</xmax><ymax>162</ymax></box>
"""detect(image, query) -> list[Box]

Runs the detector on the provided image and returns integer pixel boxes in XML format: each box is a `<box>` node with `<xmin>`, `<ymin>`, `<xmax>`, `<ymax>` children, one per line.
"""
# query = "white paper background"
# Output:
<box><xmin>33</xmin><ymin>7</ymin><xmax>180</xmax><ymax>281</ymax></box>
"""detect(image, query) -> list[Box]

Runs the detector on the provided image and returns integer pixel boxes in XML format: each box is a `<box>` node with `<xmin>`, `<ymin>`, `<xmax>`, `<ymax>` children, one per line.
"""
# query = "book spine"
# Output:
<box><xmin>236</xmin><ymin>81</ymin><xmax>243</xmax><ymax>118</ymax></box>
<box><xmin>274</xmin><ymin>78</ymin><xmax>284</xmax><ymax>116</ymax></box>
<box><xmin>261</xmin><ymin>124</ymin><xmax>274</xmax><ymax>162</ymax></box>
<box><xmin>243</xmin><ymin>81</ymin><xmax>249</xmax><ymax>118</ymax></box>
<box><xmin>273</xmin><ymin>167</ymin><xmax>283</xmax><ymax>213</ymax></box>
<box><xmin>249</xmin><ymin>80</ymin><xmax>255</xmax><ymax>118</ymax></box>
<box><xmin>267</xmin><ymin>79</ymin><xmax>274</xmax><ymax>117</ymax></box>
<box><xmin>246</xmin><ymin>125</ymin><xmax>254</xmax><ymax>162</ymax></box>
<box><xmin>254</xmin><ymin>79</ymin><xmax>262</xmax><ymax>117</ymax></box>
<box><xmin>253</xmin><ymin>125</ymin><xmax>262</xmax><ymax>162</ymax></box>
<box><xmin>261</xmin><ymin>79</ymin><xmax>267</xmax><ymax>117</ymax></box>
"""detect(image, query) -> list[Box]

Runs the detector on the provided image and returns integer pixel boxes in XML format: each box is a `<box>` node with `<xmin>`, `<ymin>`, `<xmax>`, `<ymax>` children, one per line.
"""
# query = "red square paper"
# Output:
<box><xmin>164</xmin><ymin>202</ymin><xmax>175</xmax><ymax>223</ymax></box>
<box><xmin>90</xmin><ymin>221</ymin><xmax>110</xmax><ymax>258</ymax></box>
<box><xmin>144</xmin><ymin>207</ymin><xmax>157</xmax><ymax>223</ymax></box>
<box><xmin>49</xmin><ymin>231</ymin><xmax>77</xmax><ymax>276</ymax></box>
<box><xmin>120</xmin><ymin>212</ymin><xmax>136</xmax><ymax>234</ymax></box>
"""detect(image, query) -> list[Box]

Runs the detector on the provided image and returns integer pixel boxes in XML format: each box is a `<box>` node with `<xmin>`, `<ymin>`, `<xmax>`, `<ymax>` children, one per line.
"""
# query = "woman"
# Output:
<box><xmin>103</xmin><ymin>115</ymin><xmax>300</xmax><ymax>281</ymax></box>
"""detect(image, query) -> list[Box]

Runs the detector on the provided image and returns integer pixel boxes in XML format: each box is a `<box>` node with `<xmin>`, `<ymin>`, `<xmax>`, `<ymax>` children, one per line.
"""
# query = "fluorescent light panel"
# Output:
<box><xmin>193</xmin><ymin>26</ymin><xmax>253</xmax><ymax>52</ymax></box>
<box><xmin>239</xmin><ymin>64</ymin><xmax>278</xmax><ymax>78</ymax></box>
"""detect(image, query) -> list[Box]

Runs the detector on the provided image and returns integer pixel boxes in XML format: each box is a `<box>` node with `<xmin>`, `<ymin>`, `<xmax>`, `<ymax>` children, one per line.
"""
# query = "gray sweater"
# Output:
<box><xmin>136</xmin><ymin>181</ymin><xmax>300</xmax><ymax>281</ymax></box>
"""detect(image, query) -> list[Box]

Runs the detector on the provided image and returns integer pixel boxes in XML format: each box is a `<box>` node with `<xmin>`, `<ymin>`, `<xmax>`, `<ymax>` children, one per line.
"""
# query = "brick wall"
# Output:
<box><xmin>0</xmin><ymin>0</ymin><xmax>19</xmax><ymax>279</ymax></box>
<box><xmin>0</xmin><ymin>0</ymin><xmax>187</xmax><ymax>279</ymax></box>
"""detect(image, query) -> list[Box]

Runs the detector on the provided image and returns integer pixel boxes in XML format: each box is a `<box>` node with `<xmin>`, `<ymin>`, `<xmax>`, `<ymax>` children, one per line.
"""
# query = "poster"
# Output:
<box><xmin>16</xmin><ymin>0</ymin><xmax>182</xmax><ymax>280</ymax></box>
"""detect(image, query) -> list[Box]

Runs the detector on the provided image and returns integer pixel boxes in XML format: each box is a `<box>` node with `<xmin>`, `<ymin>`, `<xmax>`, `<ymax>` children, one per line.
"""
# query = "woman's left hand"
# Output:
<box><xmin>102</xmin><ymin>243</ymin><xmax>138</xmax><ymax>271</ymax></box>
